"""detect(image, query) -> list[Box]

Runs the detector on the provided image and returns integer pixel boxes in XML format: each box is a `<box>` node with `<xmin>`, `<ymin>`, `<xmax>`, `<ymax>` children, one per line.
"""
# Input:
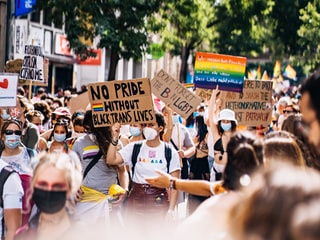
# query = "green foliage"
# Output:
<box><xmin>296</xmin><ymin>1</ymin><xmax>320</xmax><ymax>73</ymax></box>
<box><xmin>36</xmin><ymin>0</ymin><xmax>163</xmax><ymax>80</ymax></box>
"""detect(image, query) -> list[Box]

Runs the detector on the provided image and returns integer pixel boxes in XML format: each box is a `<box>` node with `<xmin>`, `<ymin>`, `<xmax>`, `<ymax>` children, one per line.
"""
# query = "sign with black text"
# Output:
<box><xmin>220</xmin><ymin>80</ymin><xmax>273</xmax><ymax>126</ymax></box>
<box><xmin>19</xmin><ymin>45</ymin><xmax>44</xmax><ymax>82</ymax></box>
<box><xmin>88</xmin><ymin>78</ymin><xmax>155</xmax><ymax>127</ymax></box>
<box><xmin>151</xmin><ymin>69</ymin><xmax>201</xmax><ymax>119</ymax></box>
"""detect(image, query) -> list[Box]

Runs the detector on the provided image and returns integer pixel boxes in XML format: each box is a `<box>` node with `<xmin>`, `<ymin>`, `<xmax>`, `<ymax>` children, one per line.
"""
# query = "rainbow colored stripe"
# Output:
<box><xmin>194</xmin><ymin>52</ymin><xmax>246</xmax><ymax>93</ymax></box>
<box><xmin>92</xmin><ymin>103</ymin><xmax>103</xmax><ymax>112</ymax></box>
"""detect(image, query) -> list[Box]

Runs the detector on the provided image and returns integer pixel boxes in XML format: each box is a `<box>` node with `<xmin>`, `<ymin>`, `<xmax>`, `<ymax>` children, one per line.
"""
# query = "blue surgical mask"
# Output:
<box><xmin>129</xmin><ymin>126</ymin><xmax>141</xmax><ymax>137</ymax></box>
<box><xmin>5</xmin><ymin>135</ymin><xmax>21</xmax><ymax>149</ymax></box>
<box><xmin>1</xmin><ymin>111</ymin><xmax>10</xmax><ymax>120</ymax></box>
<box><xmin>54</xmin><ymin>133</ymin><xmax>66</xmax><ymax>142</ymax></box>
<box><xmin>172</xmin><ymin>115</ymin><xmax>181</xmax><ymax>125</ymax></box>
<box><xmin>220</xmin><ymin>122</ymin><xmax>232</xmax><ymax>132</ymax></box>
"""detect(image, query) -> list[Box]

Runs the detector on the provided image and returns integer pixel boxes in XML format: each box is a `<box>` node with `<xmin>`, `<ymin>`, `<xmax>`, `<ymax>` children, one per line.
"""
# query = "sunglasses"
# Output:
<box><xmin>283</xmin><ymin>110</ymin><xmax>293</xmax><ymax>114</ymax></box>
<box><xmin>4</xmin><ymin>130</ymin><xmax>22</xmax><ymax>135</ymax></box>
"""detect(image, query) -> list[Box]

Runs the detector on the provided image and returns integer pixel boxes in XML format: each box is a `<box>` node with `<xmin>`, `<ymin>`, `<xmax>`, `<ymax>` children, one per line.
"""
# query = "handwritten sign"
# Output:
<box><xmin>194</xmin><ymin>52</ymin><xmax>246</xmax><ymax>93</ymax></box>
<box><xmin>151</xmin><ymin>69</ymin><xmax>201</xmax><ymax>119</ymax></box>
<box><xmin>19</xmin><ymin>45</ymin><xmax>44</xmax><ymax>82</ymax></box>
<box><xmin>0</xmin><ymin>74</ymin><xmax>19</xmax><ymax>107</ymax></box>
<box><xmin>88</xmin><ymin>78</ymin><xmax>155</xmax><ymax>127</ymax></box>
<box><xmin>220</xmin><ymin>80</ymin><xmax>273</xmax><ymax>126</ymax></box>
<box><xmin>195</xmin><ymin>88</ymin><xmax>212</xmax><ymax>104</ymax></box>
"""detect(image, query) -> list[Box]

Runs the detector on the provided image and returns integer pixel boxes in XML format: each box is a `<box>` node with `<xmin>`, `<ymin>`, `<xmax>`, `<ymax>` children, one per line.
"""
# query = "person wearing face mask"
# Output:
<box><xmin>14</xmin><ymin>152</ymin><xmax>82</xmax><ymax>240</ymax></box>
<box><xmin>162</xmin><ymin>107</ymin><xmax>196</xmax><ymax>181</ymax></box>
<box><xmin>48</xmin><ymin>121</ymin><xmax>69</xmax><ymax>153</ymax></box>
<box><xmin>208</xmin><ymin>87</ymin><xmax>238</xmax><ymax>182</ymax></box>
<box><xmin>0</xmin><ymin>120</ymin><xmax>36</xmax><ymax>226</ymax></box>
<box><xmin>106</xmin><ymin>112</ymin><xmax>181</xmax><ymax>226</ymax></box>
<box><xmin>10</xmin><ymin>96</ymin><xmax>39</xmax><ymax>151</ymax></box>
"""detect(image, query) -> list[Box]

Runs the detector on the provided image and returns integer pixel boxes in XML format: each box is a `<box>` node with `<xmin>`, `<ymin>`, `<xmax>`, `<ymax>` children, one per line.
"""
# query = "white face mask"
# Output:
<box><xmin>143</xmin><ymin>127</ymin><xmax>158</xmax><ymax>141</ymax></box>
<box><xmin>75</xmin><ymin>132</ymin><xmax>86</xmax><ymax>138</ymax></box>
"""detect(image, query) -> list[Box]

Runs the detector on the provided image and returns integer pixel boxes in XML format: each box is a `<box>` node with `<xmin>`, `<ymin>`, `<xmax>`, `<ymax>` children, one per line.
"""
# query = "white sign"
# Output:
<box><xmin>14</xmin><ymin>19</ymin><xmax>28</xmax><ymax>59</ymax></box>
<box><xmin>0</xmin><ymin>74</ymin><xmax>19</xmax><ymax>107</ymax></box>
<box><xmin>19</xmin><ymin>45</ymin><xmax>44</xmax><ymax>82</ymax></box>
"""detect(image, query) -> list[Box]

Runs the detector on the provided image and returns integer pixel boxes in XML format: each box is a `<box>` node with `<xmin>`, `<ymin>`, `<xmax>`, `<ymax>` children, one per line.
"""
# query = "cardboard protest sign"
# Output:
<box><xmin>195</xmin><ymin>88</ymin><xmax>212</xmax><ymax>105</ymax></box>
<box><xmin>88</xmin><ymin>78</ymin><xmax>155</xmax><ymax>127</ymax></box>
<box><xmin>0</xmin><ymin>74</ymin><xmax>19</xmax><ymax>107</ymax></box>
<box><xmin>19</xmin><ymin>45</ymin><xmax>44</xmax><ymax>82</ymax></box>
<box><xmin>151</xmin><ymin>69</ymin><xmax>202</xmax><ymax>119</ymax></box>
<box><xmin>220</xmin><ymin>80</ymin><xmax>273</xmax><ymax>126</ymax></box>
<box><xmin>194</xmin><ymin>52</ymin><xmax>246</xmax><ymax>93</ymax></box>
<box><xmin>69</xmin><ymin>91</ymin><xmax>90</xmax><ymax>114</ymax></box>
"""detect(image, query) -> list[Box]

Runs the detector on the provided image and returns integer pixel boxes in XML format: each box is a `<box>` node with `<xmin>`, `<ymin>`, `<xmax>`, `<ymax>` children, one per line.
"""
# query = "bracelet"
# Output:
<box><xmin>169</xmin><ymin>178</ymin><xmax>176</xmax><ymax>190</ymax></box>
<box><xmin>111</xmin><ymin>139</ymin><xmax>119</xmax><ymax>146</ymax></box>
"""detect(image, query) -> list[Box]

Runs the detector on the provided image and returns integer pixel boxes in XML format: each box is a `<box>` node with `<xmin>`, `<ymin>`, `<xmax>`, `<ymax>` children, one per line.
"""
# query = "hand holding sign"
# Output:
<box><xmin>0</xmin><ymin>78</ymin><xmax>8</xmax><ymax>89</ymax></box>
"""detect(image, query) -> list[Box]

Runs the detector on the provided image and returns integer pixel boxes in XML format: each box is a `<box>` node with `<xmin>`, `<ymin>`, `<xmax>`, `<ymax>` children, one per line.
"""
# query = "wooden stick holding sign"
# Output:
<box><xmin>151</xmin><ymin>69</ymin><xmax>202</xmax><ymax>119</ymax></box>
<box><xmin>88</xmin><ymin>78</ymin><xmax>155</xmax><ymax>127</ymax></box>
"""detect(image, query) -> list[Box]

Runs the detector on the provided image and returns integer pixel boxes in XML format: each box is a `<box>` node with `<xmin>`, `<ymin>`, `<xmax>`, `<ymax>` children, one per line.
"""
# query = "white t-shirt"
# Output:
<box><xmin>119</xmin><ymin>141</ymin><xmax>180</xmax><ymax>184</ymax></box>
<box><xmin>1</xmin><ymin>147</ymin><xmax>32</xmax><ymax>174</ymax></box>
<box><xmin>171</xmin><ymin>123</ymin><xmax>195</xmax><ymax>150</ymax></box>
<box><xmin>0</xmin><ymin>160</ymin><xmax>24</xmax><ymax>235</ymax></box>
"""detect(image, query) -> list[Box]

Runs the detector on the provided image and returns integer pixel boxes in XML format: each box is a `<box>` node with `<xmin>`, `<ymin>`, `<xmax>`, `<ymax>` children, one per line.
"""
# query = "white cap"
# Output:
<box><xmin>217</xmin><ymin>109</ymin><xmax>237</xmax><ymax>124</ymax></box>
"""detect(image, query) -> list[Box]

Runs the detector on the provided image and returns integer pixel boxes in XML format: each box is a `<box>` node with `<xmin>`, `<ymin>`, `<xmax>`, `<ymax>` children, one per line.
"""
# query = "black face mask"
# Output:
<box><xmin>32</xmin><ymin>187</ymin><xmax>67</xmax><ymax>214</ymax></box>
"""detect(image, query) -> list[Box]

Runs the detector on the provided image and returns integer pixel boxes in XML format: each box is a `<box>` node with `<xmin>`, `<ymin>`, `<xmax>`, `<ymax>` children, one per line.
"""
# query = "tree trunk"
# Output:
<box><xmin>108</xmin><ymin>49</ymin><xmax>120</xmax><ymax>81</ymax></box>
<box><xmin>179</xmin><ymin>45</ymin><xmax>190</xmax><ymax>83</ymax></box>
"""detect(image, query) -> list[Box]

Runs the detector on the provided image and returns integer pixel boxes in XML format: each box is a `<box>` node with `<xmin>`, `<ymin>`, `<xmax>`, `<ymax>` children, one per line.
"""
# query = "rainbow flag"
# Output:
<box><xmin>273</xmin><ymin>61</ymin><xmax>281</xmax><ymax>78</ymax></box>
<box><xmin>284</xmin><ymin>64</ymin><xmax>297</xmax><ymax>80</ymax></box>
<box><xmin>92</xmin><ymin>103</ymin><xmax>103</xmax><ymax>112</ymax></box>
<box><xmin>261</xmin><ymin>70</ymin><xmax>269</xmax><ymax>80</ymax></box>
<box><xmin>194</xmin><ymin>52</ymin><xmax>246</xmax><ymax>93</ymax></box>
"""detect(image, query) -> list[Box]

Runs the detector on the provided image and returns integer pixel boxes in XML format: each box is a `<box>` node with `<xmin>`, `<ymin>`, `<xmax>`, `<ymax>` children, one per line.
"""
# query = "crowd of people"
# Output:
<box><xmin>0</xmin><ymin>71</ymin><xmax>319</xmax><ymax>240</ymax></box>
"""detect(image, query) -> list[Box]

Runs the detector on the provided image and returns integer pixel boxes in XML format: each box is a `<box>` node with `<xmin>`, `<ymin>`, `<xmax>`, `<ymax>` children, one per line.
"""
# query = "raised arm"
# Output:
<box><xmin>162</xmin><ymin>106</ymin><xmax>173</xmax><ymax>143</ymax></box>
<box><xmin>106</xmin><ymin>123</ymin><xmax>124</xmax><ymax>165</ymax></box>
<box><xmin>207</xmin><ymin>86</ymin><xmax>221</xmax><ymax>139</ymax></box>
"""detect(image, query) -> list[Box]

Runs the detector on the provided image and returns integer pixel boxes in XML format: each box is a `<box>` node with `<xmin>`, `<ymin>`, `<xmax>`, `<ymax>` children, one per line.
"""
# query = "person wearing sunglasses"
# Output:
<box><xmin>0</xmin><ymin>120</ymin><xmax>36</xmax><ymax>226</ymax></box>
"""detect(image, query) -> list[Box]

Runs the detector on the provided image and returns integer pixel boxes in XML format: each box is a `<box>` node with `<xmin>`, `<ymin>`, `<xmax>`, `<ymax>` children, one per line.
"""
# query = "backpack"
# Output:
<box><xmin>0</xmin><ymin>166</ymin><xmax>16</xmax><ymax>238</ymax></box>
<box><xmin>130</xmin><ymin>142</ymin><xmax>172</xmax><ymax>179</ymax></box>
<box><xmin>0</xmin><ymin>148</ymin><xmax>34</xmax><ymax>226</ymax></box>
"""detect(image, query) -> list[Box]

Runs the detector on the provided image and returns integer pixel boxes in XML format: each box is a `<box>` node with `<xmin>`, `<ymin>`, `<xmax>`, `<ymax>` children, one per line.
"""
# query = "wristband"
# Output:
<box><xmin>169</xmin><ymin>179</ymin><xmax>176</xmax><ymax>190</ymax></box>
<box><xmin>111</xmin><ymin>139</ymin><xmax>119</xmax><ymax>146</ymax></box>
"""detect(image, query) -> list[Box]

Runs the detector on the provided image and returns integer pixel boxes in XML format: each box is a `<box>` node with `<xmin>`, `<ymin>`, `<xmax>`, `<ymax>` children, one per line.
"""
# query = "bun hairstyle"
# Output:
<box><xmin>222</xmin><ymin>131</ymin><xmax>262</xmax><ymax>191</ymax></box>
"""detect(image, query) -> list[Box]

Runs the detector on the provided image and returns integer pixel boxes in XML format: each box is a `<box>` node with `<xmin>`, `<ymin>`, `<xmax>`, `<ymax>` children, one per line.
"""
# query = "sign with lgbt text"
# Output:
<box><xmin>220</xmin><ymin>80</ymin><xmax>273</xmax><ymax>126</ymax></box>
<box><xmin>88</xmin><ymin>78</ymin><xmax>155</xmax><ymax>127</ymax></box>
<box><xmin>194</xmin><ymin>52</ymin><xmax>246</xmax><ymax>93</ymax></box>
<box><xmin>151</xmin><ymin>69</ymin><xmax>202</xmax><ymax>119</ymax></box>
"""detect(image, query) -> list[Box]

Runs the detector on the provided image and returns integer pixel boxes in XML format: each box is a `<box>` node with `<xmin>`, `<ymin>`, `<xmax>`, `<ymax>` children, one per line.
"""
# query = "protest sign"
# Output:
<box><xmin>0</xmin><ymin>74</ymin><xmax>19</xmax><ymax>107</ymax></box>
<box><xmin>88</xmin><ymin>78</ymin><xmax>155</xmax><ymax>127</ymax></box>
<box><xmin>195</xmin><ymin>88</ymin><xmax>212</xmax><ymax>104</ymax></box>
<box><xmin>69</xmin><ymin>91</ymin><xmax>90</xmax><ymax>114</ymax></box>
<box><xmin>151</xmin><ymin>69</ymin><xmax>201</xmax><ymax>119</ymax></box>
<box><xmin>194</xmin><ymin>52</ymin><xmax>246</xmax><ymax>93</ymax></box>
<box><xmin>220</xmin><ymin>80</ymin><xmax>273</xmax><ymax>126</ymax></box>
<box><xmin>19</xmin><ymin>45</ymin><xmax>44</xmax><ymax>82</ymax></box>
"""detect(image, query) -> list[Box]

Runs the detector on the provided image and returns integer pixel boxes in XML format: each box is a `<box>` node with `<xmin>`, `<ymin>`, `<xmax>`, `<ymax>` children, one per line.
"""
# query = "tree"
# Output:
<box><xmin>296</xmin><ymin>1</ymin><xmax>320</xmax><ymax>73</ymax></box>
<box><xmin>37</xmin><ymin>0</ymin><xmax>163</xmax><ymax>81</ymax></box>
<box><xmin>155</xmin><ymin>0</ymin><xmax>215</xmax><ymax>83</ymax></box>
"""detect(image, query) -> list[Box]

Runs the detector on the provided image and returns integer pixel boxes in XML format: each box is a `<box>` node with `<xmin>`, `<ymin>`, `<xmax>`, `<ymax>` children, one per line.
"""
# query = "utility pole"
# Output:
<box><xmin>0</xmin><ymin>0</ymin><xmax>7</xmax><ymax>72</ymax></box>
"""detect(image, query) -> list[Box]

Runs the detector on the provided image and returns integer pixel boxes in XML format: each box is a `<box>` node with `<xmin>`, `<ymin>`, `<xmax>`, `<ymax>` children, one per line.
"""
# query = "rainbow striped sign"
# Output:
<box><xmin>194</xmin><ymin>52</ymin><xmax>247</xmax><ymax>93</ymax></box>
<box><xmin>92</xmin><ymin>103</ymin><xmax>103</xmax><ymax>112</ymax></box>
